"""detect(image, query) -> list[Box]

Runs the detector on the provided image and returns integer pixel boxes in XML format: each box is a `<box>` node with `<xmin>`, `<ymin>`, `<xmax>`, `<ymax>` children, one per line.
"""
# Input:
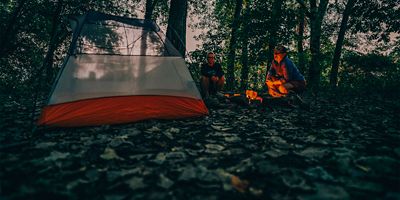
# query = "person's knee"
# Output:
<box><xmin>217</xmin><ymin>76</ymin><xmax>224</xmax><ymax>85</ymax></box>
<box><xmin>200</xmin><ymin>76</ymin><xmax>210</xmax><ymax>91</ymax></box>
<box><xmin>268</xmin><ymin>89</ymin><xmax>281</xmax><ymax>97</ymax></box>
<box><xmin>201</xmin><ymin>76</ymin><xmax>209</xmax><ymax>81</ymax></box>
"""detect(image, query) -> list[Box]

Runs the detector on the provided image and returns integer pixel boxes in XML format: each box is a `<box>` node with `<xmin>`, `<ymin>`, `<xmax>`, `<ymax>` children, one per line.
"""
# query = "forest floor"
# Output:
<box><xmin>1</xmin><ymin>91</ymin><xmax>399</xmax><ymax>200</ymax></box>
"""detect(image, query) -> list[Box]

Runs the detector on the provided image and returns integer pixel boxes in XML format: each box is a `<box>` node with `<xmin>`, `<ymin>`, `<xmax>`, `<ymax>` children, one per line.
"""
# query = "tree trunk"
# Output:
<box><xmin>42</xmin><ymin>1</ymin><xmax>64</xmax><ymax>84</ymax></box>
<box><xmin>226</xmin><ymin>0</ymin><xmax>243</xmax><ymax>91</ymax></box>
<box><xmin>0</xmin><ymin>0</ymin><xmax>27</xmax><ymax>57</ymax></box>
<box><xmin>166</xmin><ymin>0</ymin><xmax>188</xmax><ymax>57</ymax></box>
<box><xmin>240</xmin><ymin>3</ymin><xmax>251</xmax><ymax>91</ymax></box>
<box><xmin>144</xmin><ymin>0</ymin><xmax>159</xmax><ymax>20</ymax></box>
<box><xmin>141</xmin><ymin>0</ymin><xmax>159</xmax><ymax>56</ymax></box>
<box><xmin>267</xmin><ymin>0</ymin><xmax>284</xmax><ymax>70</ymax></box>
<box><xmin>308</xmin><ymin>0</ymin><xmax>328</xmax><ymax>90</ymax></box>
<box><xmin>297</xmin><ymin>5</ymin><xmax>306</xmax><ymax>73</ymax></box>
<box><xmin>240</xmin><ymin>34</ymin><xmax>250</xmax><ymax>91</ymax></box>
<box><xmin>329</xmin><ymin>0</ymin><xmax>356</xmax><ymax>87</ymax></box>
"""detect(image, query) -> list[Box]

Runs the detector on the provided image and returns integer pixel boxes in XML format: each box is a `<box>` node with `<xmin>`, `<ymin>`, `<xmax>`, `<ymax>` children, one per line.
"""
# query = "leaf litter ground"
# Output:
<box><xmin>0</xmin><ymin>92</ymin><xmax>399</xmax><ymax>199</ymax></box>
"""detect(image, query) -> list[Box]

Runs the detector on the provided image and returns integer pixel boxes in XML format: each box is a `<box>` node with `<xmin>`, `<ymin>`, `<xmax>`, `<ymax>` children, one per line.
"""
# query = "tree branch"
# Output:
<box><xmin>295</xmin><ymin>0</ymin><xmax>311</xmax><ymax>18</ymax></box>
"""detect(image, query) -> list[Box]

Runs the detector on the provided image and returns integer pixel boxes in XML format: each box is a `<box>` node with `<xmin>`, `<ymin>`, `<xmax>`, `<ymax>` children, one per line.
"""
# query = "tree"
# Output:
<box><xmin>297</xmin><ymin>0</ymin><xmax>329</xmax><ymax>90</ymax></box>
<box><xmin>226</xmin><ymin>0</ymin><xmax>243</xmax><ymax>90</ymax></box>
<box><xmin>266</xmin><ymin>0</ymin><xmax>284</xmax><ymax>70</ymax></box>
<box><xmin>166</xmin><ymin>0</ymin><xmax>188</xmax><ymax>57</ymax></box>
<box><xmin>144</xmin><ymin>0</ymin><xmax>159</xmax><ymax>20</ymax></box>
<box><xmin>296</xmin><ymin>4</ymin><xmax>306</xmax><ymax>73</ymax></box>
<box><xmin>0</xmin><ymin>0</ymin><xmax>131</xmax><ymax>94</ymax></box>
<box><xmin>329</xmin><ymin>0</ymin><xmax>357</xmax><ymax>87</ymax></box>
<box><xmin>0</xmin><ymin>0</ymin><xmax>27</xmax><ymax>57</ymax></box>
<box><xmin>323</xmin><ymin>0</ymin><xmax>400</xmax><ymax>88</ymax></box>
<box><xmin>240</xmin><ymin>1</ymin><xmax>252</xmax><ymax>91</ymax></box>
<box><xmin>41</xmin><ymin>0</ymin><xmax>65</xmax><ymax>84</ymax></box>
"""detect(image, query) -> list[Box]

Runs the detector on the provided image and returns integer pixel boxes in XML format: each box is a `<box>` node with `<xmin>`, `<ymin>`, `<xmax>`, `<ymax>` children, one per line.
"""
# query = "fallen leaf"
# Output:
<box><xmin>231</xmin><ymin>175</ymin><xmax>249</xmax><ymax>193</ymax></box>
<box><xmin>45</xmin><ymin>151</ymin><xmax>70</xmax><ymax>161</ymax></box>
<box><xmin>168</xmin><ymin>128</ymin><xmax>180</xmax><ymax>133</ymax></box>
<box><xmin>146</xmin><ymin>126</ymin><xmax>161</xmax><ymax>132</ymax></box>
<box><xmin>100</xmin><ymin>147</ymin><xmax>124</xmax><ymax>160</ymax></box>
<box><xmin>211</xmin><ymin>125</ymin><xmax>232</xmax><ymax>132</ymax></box>
<box><xmin>158</xmin><ymin>174</ymin><xmax>174</xmax><ymax>189</ymax></box>
<box><xmin>126</xmin><ymin>177</ymin><xmax>146</xmax><ymax>190</ymax></box>
<box><xmin>355</xmin><ymin>164</ymin><xmax>371</xmax><ymax>172</ymax></box>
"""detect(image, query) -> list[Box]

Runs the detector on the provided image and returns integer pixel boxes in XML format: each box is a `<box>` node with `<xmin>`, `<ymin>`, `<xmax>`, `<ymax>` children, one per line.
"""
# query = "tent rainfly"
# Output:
<box><xmin>38</xmin><ymin>11</ymin><xmax>208</xmax><ymax>127</ymax></box>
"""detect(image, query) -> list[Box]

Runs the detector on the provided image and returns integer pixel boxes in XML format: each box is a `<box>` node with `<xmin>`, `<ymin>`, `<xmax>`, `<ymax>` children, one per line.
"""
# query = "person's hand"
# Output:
<box><xmin>211</xmin><ymin>76</ymin><xmax>219</xmax><ymax>82</ymax></box>
<box><xmin>273</xmin><ymin>79</ymin><xmax>285</xmax><ymax>85</ymax></box>
<box><xmin>266</xmin><ymin>79</ymin><xmax>273</xmax><ymax>86</ymax></box>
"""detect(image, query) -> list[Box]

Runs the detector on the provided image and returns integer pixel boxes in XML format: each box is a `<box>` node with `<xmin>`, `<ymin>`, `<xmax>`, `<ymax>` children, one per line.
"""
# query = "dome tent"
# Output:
<box><xmin>38</xmin><ymin>11</ymin><xmax>208</xmax><ymax>127</ymax></box>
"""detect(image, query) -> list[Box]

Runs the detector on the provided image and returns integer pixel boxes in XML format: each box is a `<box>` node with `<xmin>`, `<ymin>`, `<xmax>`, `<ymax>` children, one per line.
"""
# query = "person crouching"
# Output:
<box><xmin>266</xmin><ymin>45</ymin><xmax>306</xmax><ymax>97</ymax></box>
<box><xmin>200</xmin><ymin>52</ymin><xmax>225</xmax><ymax>99</ymax></box>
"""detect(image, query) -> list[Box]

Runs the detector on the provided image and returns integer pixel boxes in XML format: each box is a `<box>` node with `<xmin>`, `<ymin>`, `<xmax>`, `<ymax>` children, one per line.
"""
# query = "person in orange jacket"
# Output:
<box><xmin>266</xmin><ymin>45</ymin><xmax>306</xmax><ymax>97</ymax></box>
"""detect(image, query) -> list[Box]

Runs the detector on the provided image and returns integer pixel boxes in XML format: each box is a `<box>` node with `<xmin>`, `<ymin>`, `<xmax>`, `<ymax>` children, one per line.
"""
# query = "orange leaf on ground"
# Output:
<box><xmin>231</xmin><ymin>175</ymin><xmax>249</xmax><ymax>193</ymax></box>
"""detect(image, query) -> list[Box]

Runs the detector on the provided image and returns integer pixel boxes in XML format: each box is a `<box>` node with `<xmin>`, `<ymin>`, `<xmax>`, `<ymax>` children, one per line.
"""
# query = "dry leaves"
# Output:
<box><xmin>231</xmin><ymin>175</ymin><xmax>249</xmax><ymax>193</ymax></box>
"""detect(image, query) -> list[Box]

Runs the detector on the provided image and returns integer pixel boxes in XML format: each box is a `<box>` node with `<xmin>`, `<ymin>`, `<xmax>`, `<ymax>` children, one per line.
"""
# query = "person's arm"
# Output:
<box><xmin>266</xmin><ymin>66</ymin><xmax>272</xmax><ymax>80</ymax></box>
<box><xmin>266</xmin><ymin>64</ymin><xmax>277</xmax><ymax>82</ymax></box>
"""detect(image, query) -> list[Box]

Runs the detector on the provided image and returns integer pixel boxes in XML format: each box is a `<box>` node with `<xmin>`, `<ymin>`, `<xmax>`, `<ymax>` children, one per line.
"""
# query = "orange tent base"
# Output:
<box><xmin>38</xmin><ymin>95</ymin><xmax>208</xmax><ymax>127</ymax></box>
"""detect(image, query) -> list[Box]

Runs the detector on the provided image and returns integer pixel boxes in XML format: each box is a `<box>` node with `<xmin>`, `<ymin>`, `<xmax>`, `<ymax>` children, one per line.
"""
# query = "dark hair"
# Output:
<box><xmin>274</xmin><ymin>45</ymin><xmax>287</xmax><ymax>53</ymax></box>
<box><xmin>207</xmin><ymin>52</ymin><xmax>216</xmax><ymax>59</ymax></box>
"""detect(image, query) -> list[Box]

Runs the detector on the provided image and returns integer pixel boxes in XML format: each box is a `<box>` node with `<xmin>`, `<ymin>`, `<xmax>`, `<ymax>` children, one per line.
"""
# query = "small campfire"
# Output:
<box><xmin>245</xmin><ymin>90</ymin><xmax>263</xmax><ymax>104</ymax></box>
<box><xmin>223</xmin><ymin>90</ymin><xmax>264</xmax><ymax>105</ymax></box>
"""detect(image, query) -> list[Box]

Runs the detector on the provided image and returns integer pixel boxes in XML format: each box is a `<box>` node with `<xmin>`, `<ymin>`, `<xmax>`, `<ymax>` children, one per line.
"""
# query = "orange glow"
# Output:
<box><xmin>246</xmin><ymin>90</ymin><xmax>258</xmax><ymax>100</ymax></box>
<box><xmin>224</xmin><ymin>93</ymin><xmax>241</xmax><ymax>98</ymax></box>
<box><xmin>245</xmin><ymin>90</ymin><xmax>263</xmax><ymax>103</ymax></box>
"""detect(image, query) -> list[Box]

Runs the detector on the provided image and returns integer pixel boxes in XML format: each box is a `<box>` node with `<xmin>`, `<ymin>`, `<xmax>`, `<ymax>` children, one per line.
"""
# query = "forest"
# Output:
<box><xmin>1</xmin><ymin>0</ymin><xmax>399</xmax><ymax>199</ymax></box>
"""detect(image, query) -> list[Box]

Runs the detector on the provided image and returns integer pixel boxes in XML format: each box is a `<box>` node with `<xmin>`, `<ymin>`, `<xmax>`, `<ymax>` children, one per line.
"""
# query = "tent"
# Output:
<box><xmin>38</xmin><ymin>11</ymin><xmax>208</xmax><ymax>127</ymax></box>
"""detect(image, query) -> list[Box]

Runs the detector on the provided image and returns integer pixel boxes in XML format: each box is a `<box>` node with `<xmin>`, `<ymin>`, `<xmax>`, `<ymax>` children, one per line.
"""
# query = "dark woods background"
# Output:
<box><xmin>1</xmin><ymin>0</ymin><xmax>399</xmax><ymax>105</ymax></box>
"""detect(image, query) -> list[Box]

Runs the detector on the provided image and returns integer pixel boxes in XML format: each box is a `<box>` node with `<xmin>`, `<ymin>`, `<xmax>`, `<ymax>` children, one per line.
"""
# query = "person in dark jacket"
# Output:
<box><xmin>200</xmin><ymin>52</ymin><xmax>225</xmax><ymax>98</ymax></box>
<box><xmin>266</xmin><ymin>45</ymin><xmax>306</xmax><ymax>97</ymax></box>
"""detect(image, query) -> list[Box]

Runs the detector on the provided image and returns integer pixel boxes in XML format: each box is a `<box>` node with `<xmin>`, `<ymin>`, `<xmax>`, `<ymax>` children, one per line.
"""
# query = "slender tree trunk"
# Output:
<box><xmin>141</xmin><ymin>0</ymin><xmax>159</xmax><ymax>56</ymax></box>
<box><xmin>297</xmin><ymin>5</ymin><xmax>306</xmax><ymax>73</ymax></box>
<box><xmin>240</xmin><ymin>3</ymin><xmax>251</xmax><ymax>91</ymax></box>
<box><xmin>31</xmin><ymin>1</ymin><xmax>64</xmax><ymax>128</ymax></box>
<box><xmin>166</xmin><ymin>0</ymin><xmax>188</xmax><ymax>57</ymax></box>
<box><xmin>308</xmin><ymin>0</ymin><xmax>328</xmax><ymax>90</ymax></box>
<box><xmin>144</xmin><ymin>0</ymin><xmax>159</xmax><ymax>20</ymax></box>
<box><xmin>267</xmin><ymin>0</ymin><xmax>284</xmax><ymax>70</ymax></box>
<box><xmin>226</xmin><ymin>0</ymin><xmax>243</xmax><ymax>91</ymax></box>
<box><xmin>0</xmin><ymin>0</ymin><xmax>27</xmax><ymax>57</ymax></box>
<box><xmin>240</xmin><ymin>35</ymin><xmax>249</xmax><ymax>91</ymax></box>
<box><xmin>43</xmin><ymin>1</ymin><xmax>64</xmax><ymax>84</ymax></box>
<box><xmin>329</xmin><ymin>0</ymin><xmax>356</xmax><ymax>87</ymax></box>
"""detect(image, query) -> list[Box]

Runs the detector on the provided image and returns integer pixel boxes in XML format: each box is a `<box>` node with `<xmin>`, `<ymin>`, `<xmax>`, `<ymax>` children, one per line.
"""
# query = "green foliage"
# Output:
<box><xmin>347</xmin><ymin>0</ymin><xmax>399</xmax><ymax>54</ymax></box>
<box><xmin>0</xmin><ymin>0</ymin><xmax>399</xmax><ymax>99</ymax></box>
<box><xmin>319</xmin><ymin>37</ymin><xmax>336</xmax><ymax>85</ymax></box>
<box><xmin>189</xmin><ymin>0</ymin><xmax>305</xmax><ymax>91</ymax></box>
<box><xmin>0</xmin><ymin>0</ymin><xmax>134</xmax><ymax>97</ymax></box>
<box><xmin>339</xmin><ymin>52</ymin><xmax>400</xmax><ymax>96</ymax></box>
